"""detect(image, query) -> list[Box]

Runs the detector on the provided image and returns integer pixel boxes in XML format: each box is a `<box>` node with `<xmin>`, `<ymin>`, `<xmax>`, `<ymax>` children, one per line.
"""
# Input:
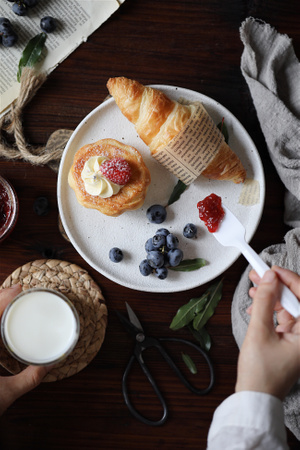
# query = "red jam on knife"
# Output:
<box><xmin>0</xmin><ymin>176</ymin><xmax>19</xmax><ymax>243</ymax></box>
<box><xmin>197</xmin><ymin>193</ymin><xmax>225</xmax><ymax>233</ymax></box>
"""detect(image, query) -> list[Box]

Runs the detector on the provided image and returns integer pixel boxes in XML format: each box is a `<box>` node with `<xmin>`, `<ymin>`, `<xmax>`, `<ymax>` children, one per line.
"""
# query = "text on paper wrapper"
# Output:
<box><xmin>153</xmin><ymin>102</ymin><xmax>224</xmax><ymax>185</ymax></box>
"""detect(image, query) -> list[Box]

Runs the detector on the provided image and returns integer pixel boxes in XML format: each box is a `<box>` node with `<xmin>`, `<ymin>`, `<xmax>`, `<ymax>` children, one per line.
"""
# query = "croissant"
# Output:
<box><xmin>107</xmin><ymin>77</ymin><xmax>246</xmax><ymax>184</ymax></box>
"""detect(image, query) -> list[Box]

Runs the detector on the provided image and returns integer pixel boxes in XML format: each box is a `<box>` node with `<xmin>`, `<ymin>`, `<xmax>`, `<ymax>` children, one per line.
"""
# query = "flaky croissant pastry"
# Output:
<box><xmin>68</xmin><ymin>138</ymin><xmax>151</xmax><ymax>217</ymax></box>
<box><xmin>107</xmin><ymin>77</ymin><xmax>246</xmax><ymax>184</ymax></box>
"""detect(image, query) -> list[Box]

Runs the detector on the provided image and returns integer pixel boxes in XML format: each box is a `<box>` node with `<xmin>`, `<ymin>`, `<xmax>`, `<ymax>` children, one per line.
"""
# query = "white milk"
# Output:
<box><xmin>1</xmin><ymin>289</ymin><xmax>80</xmax><ymax>365</ymax></box>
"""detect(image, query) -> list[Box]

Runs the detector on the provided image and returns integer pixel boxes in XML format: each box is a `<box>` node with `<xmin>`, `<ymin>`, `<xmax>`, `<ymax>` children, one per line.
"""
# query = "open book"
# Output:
<box><xmin>0</xmin><ymin>0</ymin><xmax>125</xmax><ymax>117</ymax></box>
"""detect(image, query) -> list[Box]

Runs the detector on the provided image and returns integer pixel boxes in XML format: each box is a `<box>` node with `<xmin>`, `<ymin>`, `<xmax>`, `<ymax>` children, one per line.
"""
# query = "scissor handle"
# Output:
<box><xmin>122</xmin><ymin>336</ymin><xmax>214</xmax><ymax>426</ymax></box>
<box><xmin>157</xmin><ymin>337</ymin><xmax>214</xmax><ymax>395</ymax></box>
<box><xmin>122</xmin><ymin>353</ymin><xmax>168</xmax><ymax>426</ymax></box>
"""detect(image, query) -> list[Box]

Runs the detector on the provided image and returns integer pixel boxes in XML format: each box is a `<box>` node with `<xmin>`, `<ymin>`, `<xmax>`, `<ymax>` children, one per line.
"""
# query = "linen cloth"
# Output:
<box><xmin>231</xmin><ymin>17</ymin><xmax>300</xmax><ymax>440</ymax></box>
<box><xmin>207</xmin><ymin>391</ymin><xmax>289</xmax><ymax>449</ymax></box>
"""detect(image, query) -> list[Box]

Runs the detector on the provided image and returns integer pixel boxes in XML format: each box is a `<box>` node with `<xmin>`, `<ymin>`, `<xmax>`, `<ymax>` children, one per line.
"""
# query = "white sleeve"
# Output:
<box><xmin>207</xmin><ymin>391</ymin><xmax>289</xmax><ymax>450</ymax></box>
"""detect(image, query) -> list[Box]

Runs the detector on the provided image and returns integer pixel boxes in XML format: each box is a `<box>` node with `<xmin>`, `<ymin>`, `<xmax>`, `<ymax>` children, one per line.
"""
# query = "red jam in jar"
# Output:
<box><xmin>0</xmin><ymin>176</ymin><xmax>19</xmax><ymax>243</ymax></box>
<box><xmin>197</xmin><ymin>193</ymin><xmax>225</xmax><ymax>233</ymax></box>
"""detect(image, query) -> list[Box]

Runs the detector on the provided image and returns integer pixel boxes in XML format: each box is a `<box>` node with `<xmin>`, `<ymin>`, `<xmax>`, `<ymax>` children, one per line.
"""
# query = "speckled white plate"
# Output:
<box><xmin>57</xmin><ymin>85</ymin><xmax>265</xmax><ymax>293</ymax></box>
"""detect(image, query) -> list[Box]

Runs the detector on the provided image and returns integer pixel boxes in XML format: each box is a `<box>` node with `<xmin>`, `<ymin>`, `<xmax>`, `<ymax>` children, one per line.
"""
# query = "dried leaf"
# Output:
<box><xmin>181</xmin><ymin>352</ymin><xmax>197</xmax><ymax>374</ymax></box>
<box><xmin>17</xmin><ymin>33</ymin><xmax>47</xmax><ymax>82</ymax></box>
<box><xmin>167</xmin><ymin>180</ymin><xmax>188</xmax><ymax>206</ymax></box>
<box><xmin>192</xmin><ymin>279</ymin><xmax>223</xmax><ymax>331</ymax></box>
<box><xmin>170</xmin><ymin>293</ymin><xmax>209</xmax><ymax>331</ymax></box>
<box><xmin>217</xmin><ymin>118</ymin><xmax>229</xmax><ymax>144</ymax></box>
<box><xmin>188</xmin><ymin>325</ymin><xmax>212</xmax><ymax>352</ymax></box>
<box><xmin>169</xmin><ymin>258</ymin><xmax>207</xmax><ymax>272</ymax></box>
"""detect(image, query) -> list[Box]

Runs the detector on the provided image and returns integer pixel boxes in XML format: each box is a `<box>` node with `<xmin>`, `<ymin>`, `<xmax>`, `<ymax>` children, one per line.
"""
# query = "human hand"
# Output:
<box><xmin>235</xmin><ymin>267</ymin><xmax>300</xmax><ymax>400</ymax></box>
<box><xmin>0</xmin><ymin>284</ymin><xmax>51</xmax><ymax>416</ymax></box>
<box><xmin>248</xmin><ymin>266</ymin><xmax>300</xmax><ymax>334</ymax></box>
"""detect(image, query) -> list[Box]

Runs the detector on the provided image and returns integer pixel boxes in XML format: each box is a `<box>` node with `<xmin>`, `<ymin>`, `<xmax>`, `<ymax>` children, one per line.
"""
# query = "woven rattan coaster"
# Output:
<box><xmin>0</xmin><ymin>259</ymin><xmax>107</xmax><ymax>382</ymax></box>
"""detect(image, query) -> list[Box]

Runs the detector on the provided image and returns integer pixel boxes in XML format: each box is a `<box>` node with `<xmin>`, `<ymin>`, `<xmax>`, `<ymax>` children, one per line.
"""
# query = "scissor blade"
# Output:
<box><xmin>115</xmin><ymin>310</ymin><xmax>141</xmax><ymax>337</ymax></box>
<box><xmin>125</xmin><ymin>302</ymin><xmax>144</xmax><ymax>332</ymax></box>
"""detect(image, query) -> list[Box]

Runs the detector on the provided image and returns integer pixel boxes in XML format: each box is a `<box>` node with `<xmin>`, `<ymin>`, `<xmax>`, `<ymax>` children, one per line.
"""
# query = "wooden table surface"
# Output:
<box><xmin>0</xmin><ymin>0</ymin><xmax>299</xmax><ymax>448</ymax></box>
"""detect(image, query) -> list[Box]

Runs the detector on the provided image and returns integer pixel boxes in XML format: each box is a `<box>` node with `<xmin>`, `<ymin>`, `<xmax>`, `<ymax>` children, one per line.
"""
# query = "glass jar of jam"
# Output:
<box><xmin>0</xmin><ymin>176</ymin><xmax>19</xmax><ymax>243</ymax></box>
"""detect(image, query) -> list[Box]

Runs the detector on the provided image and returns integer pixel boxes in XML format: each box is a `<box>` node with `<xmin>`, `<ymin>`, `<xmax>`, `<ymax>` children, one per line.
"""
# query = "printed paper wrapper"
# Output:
<box><xmin>153</xmin><ymin>102</ymin><xmax>224</xmax><ymax>185</ymax></box>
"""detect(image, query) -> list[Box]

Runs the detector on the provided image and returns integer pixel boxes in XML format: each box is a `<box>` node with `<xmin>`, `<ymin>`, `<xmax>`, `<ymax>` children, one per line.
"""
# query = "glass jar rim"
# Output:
<box><xmin>0</xmin><ymin>176</ymin><xmax>19</xmax><ymax>243</ymax></box>
<box><xmin>1</xmin><ymin>287</ymin><xmax>80</xmax><ymax>366</ymax></box>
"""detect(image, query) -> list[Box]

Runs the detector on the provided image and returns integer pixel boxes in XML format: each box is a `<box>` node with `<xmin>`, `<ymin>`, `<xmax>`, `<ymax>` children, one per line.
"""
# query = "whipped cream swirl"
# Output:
<box><xmin>81</xmin><ymin>156</ymin><xmax>122</xmax><ymax>198</ymax></box>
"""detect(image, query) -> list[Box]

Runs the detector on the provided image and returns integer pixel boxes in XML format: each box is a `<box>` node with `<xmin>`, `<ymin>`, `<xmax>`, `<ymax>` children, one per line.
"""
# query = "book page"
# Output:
<box><xmin>0</xmin><ymin>0</ymin><xmax>125</xmax><ymax>117</ymax></box>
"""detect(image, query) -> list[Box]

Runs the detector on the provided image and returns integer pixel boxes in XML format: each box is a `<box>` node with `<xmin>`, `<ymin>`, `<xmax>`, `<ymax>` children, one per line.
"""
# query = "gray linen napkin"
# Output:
<box><xmin>240</xmin><ymin>17</ymin><xmax>300</xmax><ymax>226</ymax></box>
<box><xmin>231</xmin><ymin>17</ymin><xmax>300</xmax><ymax>440</ymax></box>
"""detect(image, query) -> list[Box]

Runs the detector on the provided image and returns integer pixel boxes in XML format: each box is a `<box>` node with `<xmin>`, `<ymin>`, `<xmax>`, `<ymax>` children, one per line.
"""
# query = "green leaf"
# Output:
<box><xmin>181</xmin><ymin>352</ymin><xmax>197</xmax><ymax>374</ymax></box>
<box><xmin>192</xmin><ymin>279</ymin><xmax>223</xmax><ymax>331</ymax></box>
<box><xmin>217</xmin><ymin>119</ymin><xmax>229</xmax><ymax>144</ymax></box>
<box><xmin>170</xmin><ymin>293</ymin><xmax>209</xmax><ymax>331</ymax></box>
<box><xmin>167</xmin><ymin>180</ymin><xmax>188</xmax><ymax>206</ymax></box>
<box><xmin>17</xmin><ymin>33</ymin><xmax>47</xmax><ymax>82</ymax></box>
<box><xmin>188</xmin><ymin>325</ymin><xmax>212</xmax><ymax>352</ymax></box>
<box><xmin>169</xmin><ymin>258</ymin><xmax>207</xmax><ymax>272</ymax></box>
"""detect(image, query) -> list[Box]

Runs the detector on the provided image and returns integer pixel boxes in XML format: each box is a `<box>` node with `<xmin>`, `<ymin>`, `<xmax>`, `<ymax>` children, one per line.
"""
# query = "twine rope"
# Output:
<box><xmin>0</xmin><ymin>67</ymin><xmax>65</xmax><ymax>170</ymax></box>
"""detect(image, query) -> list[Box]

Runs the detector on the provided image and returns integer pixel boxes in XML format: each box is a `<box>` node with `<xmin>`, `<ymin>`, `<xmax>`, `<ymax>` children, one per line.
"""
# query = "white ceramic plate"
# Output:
<box><xmin>57</xmin><ymin>85</ymin><xmax>265</xmax><ymax>293</ymax></box>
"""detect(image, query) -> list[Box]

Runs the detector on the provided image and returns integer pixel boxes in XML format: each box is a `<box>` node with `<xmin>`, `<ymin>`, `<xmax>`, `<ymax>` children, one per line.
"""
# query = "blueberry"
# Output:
<box><xmin>2</xmin><ymin>30</ymin><xmax>18</xmax><ymax>47</ymax></box>
<box><xmin>33</xmin><ymin>197</ymin><xmax>49</xmax><ymax>216</ymax></box>
<box><xmin>163</xmin><ymin>251</ymin><xmax>170</xmax><ymax>267</ymax></box>
<box><xmin>109</xmin><ymin>247</ymin><xmax>123</xmax><ymax>263</ymax></box>
<box><xmin>183</xmin><ymin>223</ymin><xmax>197</xmax><ymax>238</ymax></box>
<box><xmin>167</xmin><ymin>248</ymin><xmax>183</xmax><ymax>267</ymax></box>
<box><xmin>0</xmin><ymin>18</ymin><xmax>11</xmax><ymax>32</ymax></box>
<box><xmin>152</xmin><ymin>234</ymin><xmax>166</xmax><ymax>249</ymax></box>
<box><xmin>12</xmin><ymin>2</ymin><xmax>28</xmax><ymax>16</ymax></box>
<box><xmin>166</xmin><ymin>233</ymin><xmax>179</xmax><ymax>249</ymax></box>
<box><xmin>155</xmin><ymin>267</ymin><xmax>168</xmax><ymax>280</ymax></box>
<box><xmin>147</xmin><ymin>250</ymin><xmax>165</xmax><ymax>269</ymax></box>
<box><xmin>139</xmin><ymin>259</ymin><xmax>152</xmax><ymax>276</ymax></box>
<box><xmin>23</xmin><ymin>0</ymin><xmax>39</xmax><ymax>6</ymax></box>
<box><xmin>156</xmin><ymin>228</ymin><xmax>170</xmax><ymax>236</ymax></box>
<box><xmin>40</xmin><ymin>16</ymin><xmax>57</xmax><ymax>33</ymax></box>
<box><xmin>146</xmin><ymin>204</ymin><xmax>167</xmax><ymax>224</ymax></box>
<box><xmin>145</xmin><ymin>237</ymin><xmax>155</xmax><ymax>253</ymax></box>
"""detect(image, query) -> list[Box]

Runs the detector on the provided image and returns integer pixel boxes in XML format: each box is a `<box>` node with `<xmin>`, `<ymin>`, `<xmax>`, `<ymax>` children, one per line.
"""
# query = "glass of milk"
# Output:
<box><xmin>1</xmin><ymin>288</ymin><xmax>80</xmax><ymax>366</ymax></box>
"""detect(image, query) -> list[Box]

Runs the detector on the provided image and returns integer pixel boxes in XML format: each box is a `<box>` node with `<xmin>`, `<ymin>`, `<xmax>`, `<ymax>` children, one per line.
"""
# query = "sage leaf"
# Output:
<box><xmin>181</xmin><ymin>352</ymin><xmax>197</xmax><ymax>374</ymax></box>
<box><xmin>17</xmin><ymin>32</ymin><xmax>47</xmax><ymax>82</ymax></box>
<box><xmin>217</xmin><ymin>119</ymin><xmax>229</xmax><ymax>144</ymax></box>
<box><xmin>188</xmin><ymin>325</ymin><xmax>212</xmax><ymax>352</ymax></box>
<box><xmin>167</xmin><ymin>179</ymin><xmax>188</xmax><ymax>206</ymax></box>
<box><xmin>192</xmin><ymin>279</ymin><xmax>223</xmax><ymax>331</ymax></box>
<box><xmin>169</xmin><ymin>258</ymin><xmax>207</xmax><ymax>272</ymax></box>
<box><xmin>170</xmin><ymin>293</ymin><xmax>209</xmax><ymax>331</ymax></box>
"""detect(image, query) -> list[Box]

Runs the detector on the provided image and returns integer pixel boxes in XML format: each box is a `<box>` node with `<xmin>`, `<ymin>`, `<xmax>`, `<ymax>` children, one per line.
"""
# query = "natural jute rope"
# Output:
<box><xmin>0</xmin><ymin>67</ymin><xmax>69</xmax><ymax>171</ymax></box>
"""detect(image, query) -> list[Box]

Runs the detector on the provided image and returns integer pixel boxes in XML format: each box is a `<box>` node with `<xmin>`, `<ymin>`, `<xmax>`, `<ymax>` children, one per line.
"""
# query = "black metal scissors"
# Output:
<box><xmin>116</xmin><ymin>303</ymin><xmax>214</xmax><ymax>426</ymax></box>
